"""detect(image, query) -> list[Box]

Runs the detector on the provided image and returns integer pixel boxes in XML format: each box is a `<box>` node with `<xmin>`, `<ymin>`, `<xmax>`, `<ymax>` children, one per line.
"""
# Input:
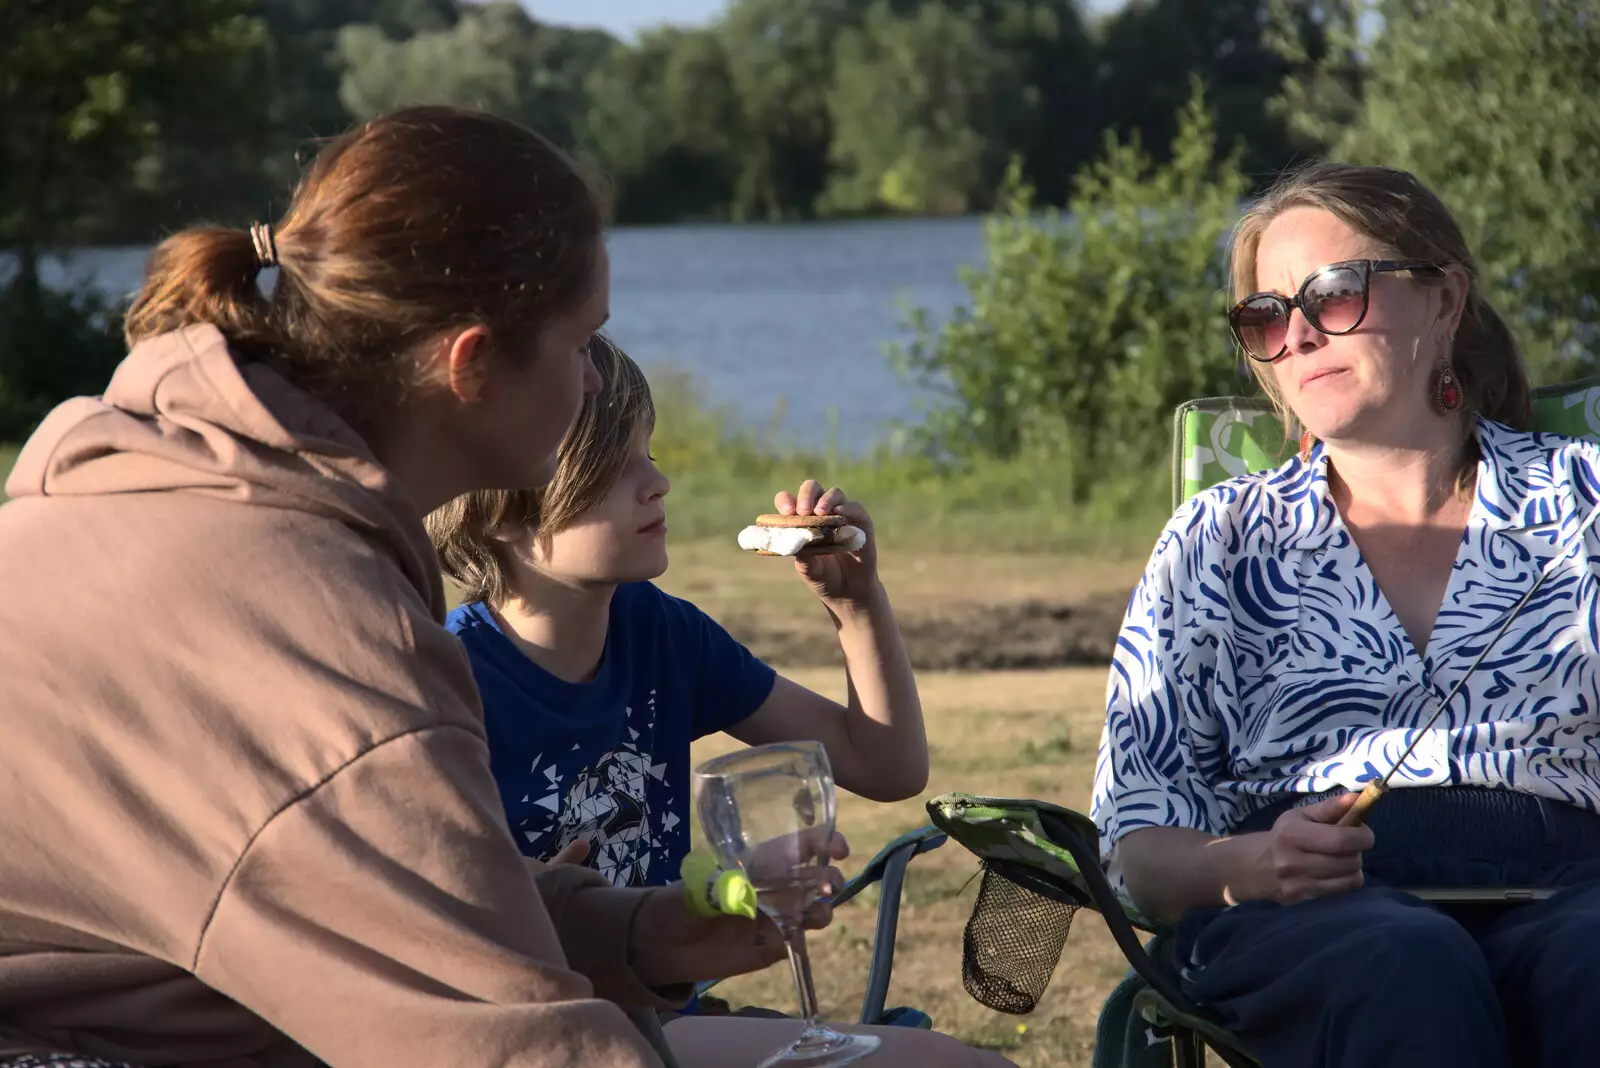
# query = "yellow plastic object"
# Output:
<box><xmin>680</xmin><ymin>852</ymin><xmax>758</xmax><ymax>919</ymax></box>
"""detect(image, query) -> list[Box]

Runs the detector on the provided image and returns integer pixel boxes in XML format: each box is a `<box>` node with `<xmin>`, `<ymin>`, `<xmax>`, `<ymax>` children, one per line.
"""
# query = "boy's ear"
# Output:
<box><xmin>487</xmin><ymin>523</ymin><xmax>524</xmax><ymax>546</ymax></box>
<box><xmin>488</xmin><ymin>523</ymin><xmax>551</xmax><ymax>570</ymax></box>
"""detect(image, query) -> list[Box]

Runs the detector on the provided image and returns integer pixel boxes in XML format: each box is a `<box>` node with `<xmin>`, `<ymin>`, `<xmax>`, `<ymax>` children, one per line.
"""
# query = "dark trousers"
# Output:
<box><xmin>1174</xmin><ymin>788</ymin><xmax>1600</xmax><ymax>1068</ymax></box>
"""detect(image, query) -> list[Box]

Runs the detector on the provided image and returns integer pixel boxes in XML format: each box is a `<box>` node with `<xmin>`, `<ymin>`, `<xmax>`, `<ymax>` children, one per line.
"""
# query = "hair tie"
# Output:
<box><xmin>249</xmin><ymin>222</ymin><xmax>278</xmax><ymax>269</ymax></box>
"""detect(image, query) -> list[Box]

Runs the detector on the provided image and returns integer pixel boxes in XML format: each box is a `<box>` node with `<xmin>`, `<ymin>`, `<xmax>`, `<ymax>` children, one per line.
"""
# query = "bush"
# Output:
<box><xmin>891</xmin><ymin>80</ymin><xmax>1250</xmax><ymax>502</ymax></box>
<box><xmin>1274</xmin><ymin>0</ymin><xmax>1600</xmax><ymax>381</ymax></box>
<box><xmin>640</xmin><ymin>361</ymin><xmax>1168</xmax><ymax>553</ymax></box>
<box><xmin>0</xmin><ymin>271</ymin><xmax>125</xmax><ymax>441</ymax></box>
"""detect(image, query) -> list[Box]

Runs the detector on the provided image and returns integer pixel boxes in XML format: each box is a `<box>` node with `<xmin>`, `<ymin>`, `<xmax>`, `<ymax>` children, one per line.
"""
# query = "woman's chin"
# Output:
<box><xmin>1294</xmin><ymin>402</ymin><xmax>1367</xmax><ymax>444</ymax></box>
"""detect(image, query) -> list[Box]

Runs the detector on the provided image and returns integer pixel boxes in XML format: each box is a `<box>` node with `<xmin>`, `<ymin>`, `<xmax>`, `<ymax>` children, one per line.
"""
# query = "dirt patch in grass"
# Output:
<box><xmin>658</xmin><ymin>541</ymin><xmax>1142</xmax><ymax>670</ymax></box>
<box><xmin>712</xmin><ymin>594</ymin><xmax>1129</xmax><ymax>670</ymax></box>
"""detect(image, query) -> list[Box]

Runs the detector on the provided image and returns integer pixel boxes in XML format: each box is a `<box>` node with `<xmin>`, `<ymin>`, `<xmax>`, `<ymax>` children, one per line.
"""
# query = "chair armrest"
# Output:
<box><xmin>1030</xmin><ymin>810</ymin><xmax>1217</xmax><ymax>1036</ymax></box>
<box><xmin>831</xmin><ymin>824</ymin><xmax>949</xmax><ymax>908</ymax></box>
<box><xmin>835</xmin><ymin>826</ymin><xmax>949</xmax><ymax>1023</ymax></box>
<box><xmin>693</xmin><ymin>825</ymin><xmax>948</xmax><ymax>1013</ymax></box>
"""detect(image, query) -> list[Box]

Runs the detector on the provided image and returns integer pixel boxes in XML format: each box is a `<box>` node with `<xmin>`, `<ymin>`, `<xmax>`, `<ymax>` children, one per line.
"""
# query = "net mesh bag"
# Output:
<box><xmin>960</xmin><ymin>859</ymin><xmax>1078</xmax><ymax>1014</ymax></box>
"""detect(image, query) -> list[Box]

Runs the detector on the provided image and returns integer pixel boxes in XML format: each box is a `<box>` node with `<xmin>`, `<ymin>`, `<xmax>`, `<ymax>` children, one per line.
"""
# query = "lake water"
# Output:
<box><xmin>44</xmin><ymin>216</ymin><xmax>990</xmax><ymax>452</ymax></box>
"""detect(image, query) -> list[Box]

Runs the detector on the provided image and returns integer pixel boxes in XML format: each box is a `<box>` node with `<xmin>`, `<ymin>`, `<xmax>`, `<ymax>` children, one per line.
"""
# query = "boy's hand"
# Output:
<box><xmin>549</xmin><ymin>839</ymin><xmax>591</xmax><ymax>866</ymax></box>
<box><xmin>774</xmin><ymin>480</ymin><xmax>881</xmax><ymax>611</ymax></box>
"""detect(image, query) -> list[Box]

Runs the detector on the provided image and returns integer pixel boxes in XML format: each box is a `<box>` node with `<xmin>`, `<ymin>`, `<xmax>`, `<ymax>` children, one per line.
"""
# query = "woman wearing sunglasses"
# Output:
<box><xmin>1092</xmin><ymin>161</ymin><xmax>1600</xmax><ymax>1068</ymax></box>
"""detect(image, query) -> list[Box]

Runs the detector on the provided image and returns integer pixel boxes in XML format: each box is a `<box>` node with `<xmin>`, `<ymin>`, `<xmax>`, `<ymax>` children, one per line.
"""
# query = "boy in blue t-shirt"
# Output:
<box><xmin>428</xmin><ymin>336</ymin><xmax>929</xmax><ymax>888</ymax></box>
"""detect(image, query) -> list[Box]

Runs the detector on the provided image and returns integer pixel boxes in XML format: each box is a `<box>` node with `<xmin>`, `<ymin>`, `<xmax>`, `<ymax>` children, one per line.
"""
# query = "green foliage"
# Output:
<box><xmin>675</xmin><ymin>0</ymin><xmax>1102</xmax><ymax>222</ymax></box>
<box><xmin>647</xmin><ymin>369</ymin><xmax>791</xmax><ymax>486</ymax></box>
<box><xmin>582</xmin><ymin>0</ymin><xmax>1100</xmax><ymax>223</ymax></box>
<box><xmin>0</xmin><ymin>0</ymin><xmax>269</xmax><ymax>253</ymax></box>
<box><xmin>1279</xmin><ymin>0</ymin><xmax>1600</xmax><ymax>379</ymax></box>
<box><xmin>0</xmin><ymin>0</ymin><xmax>267</xmax><ymax>443</ymax></box>
<box><xmin>267</xmin><ymin>0</ymin><xmax>459</xmax><ymax>39</ymax></box>
<box><xmin>260</xmin><ymin>0</ymin><xmax>460</xmax><ymax>192</ymax></box>
<box><xmin>1093</xmin><ymin>0</ymin><xmax>1331</xmax><ymax>182</ymax></box>
<box><xmin>338</xmin><ymin>14</ymin><xmax>520</xmax><ymax>120</ymax></box>
<box><xmin>641</xmin><ymin>365</ymin><xmax>1170</xmax><ymax>553</ymax></box>
<box><xmin>0</xmin><ymin>0</ymin><xmax>1327</xmax><ymax>232</ymax></box>
<box><xmin>0</xmin><ymin>273</ymin><xmax>124</xmax><ymax>441</ymax></box>
<box><xmin>968</xmin><ymin>0</ymin><xmax>1098</xmax><ymax>203</ymax></box>
<box><xmin>892</xmin><ymin>82</ymin><xmax>1248</xmax><ymax>500</ymax></box>
<box><xmin>1263</xmin><ymin>0</ymin><xmax>1365</xmax><ymax>144</ymax></box>
<box><xmin>822</xmin><ymin>3</ymin><xmax>1024</xmax><ymax>215</ymax></box>
<box><xmin>713</xmin><ymin>0</ymin><xmax>862</xmax><ymax>221</ymax></box>
<box><xmin>336</xmin><ymin>2</ymin><xmax>615</xmax><ymax>150</ymax></box>
<box><xmin>582</xmin><ymin>27</ymin><xmax>743</xmax><ymax>222</ymax></box>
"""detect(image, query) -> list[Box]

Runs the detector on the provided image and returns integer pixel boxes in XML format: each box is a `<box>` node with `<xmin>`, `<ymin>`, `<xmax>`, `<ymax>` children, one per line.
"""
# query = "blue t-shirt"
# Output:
<box><xmin>447</xmin><ymin>582</ymin><xmax>777</xmax><ymax>888</ymax></box>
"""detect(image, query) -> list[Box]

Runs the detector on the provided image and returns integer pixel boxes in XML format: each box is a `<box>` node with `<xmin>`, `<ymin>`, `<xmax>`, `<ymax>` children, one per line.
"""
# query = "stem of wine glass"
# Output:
<box><xmin>780</xmin><ymin>920</ymin><xmax>826</xmax><ymax>1032</ymax></box>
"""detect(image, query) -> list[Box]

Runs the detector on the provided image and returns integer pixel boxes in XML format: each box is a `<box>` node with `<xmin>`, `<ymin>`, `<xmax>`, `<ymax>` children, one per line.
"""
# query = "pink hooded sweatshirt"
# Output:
<box><xmin>0</xmin><ymin>324</ymin><xmax>674</xmax><ymax>1067</ymax></box>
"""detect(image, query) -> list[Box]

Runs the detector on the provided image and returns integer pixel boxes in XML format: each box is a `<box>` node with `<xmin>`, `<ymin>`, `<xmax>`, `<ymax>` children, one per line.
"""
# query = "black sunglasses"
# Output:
<box><xmin>1227</xmin><ymin>259</ymin><xmax>1445</xmax><ymax>363</ymax></box>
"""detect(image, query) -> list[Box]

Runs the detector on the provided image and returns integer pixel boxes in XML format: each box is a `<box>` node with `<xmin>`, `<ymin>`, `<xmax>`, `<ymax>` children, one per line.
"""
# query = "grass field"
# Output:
<box><xmin>659</xmin><ymin>541</ymin><xmax>1145</xmax><ymax>1068</ymax></box>
<box><xmin>686</xmin><ymin>665</ymin><xmax>1130</xmax><ymax>1065</ymax></box>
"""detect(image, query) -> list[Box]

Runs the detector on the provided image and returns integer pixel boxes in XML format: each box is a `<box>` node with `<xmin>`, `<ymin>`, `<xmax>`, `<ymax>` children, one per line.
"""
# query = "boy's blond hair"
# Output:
<box><xmin>428</xmin><ymin>334</ymin><xmax>655</xmax><ymax>606</ymax></box>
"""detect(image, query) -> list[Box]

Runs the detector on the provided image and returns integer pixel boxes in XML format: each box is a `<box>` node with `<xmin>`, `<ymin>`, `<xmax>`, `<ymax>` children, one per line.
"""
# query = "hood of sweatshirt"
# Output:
<box><xmin>4</xmin><ymin>323</ymin><xmax>445</xmax><ymax>619</ymax></box>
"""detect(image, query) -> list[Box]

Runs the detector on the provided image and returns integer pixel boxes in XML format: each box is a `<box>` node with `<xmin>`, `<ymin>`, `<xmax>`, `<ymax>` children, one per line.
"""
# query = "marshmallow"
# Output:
<box><xmin>834</xmin><ymin>525</ymin><xmax>866</xmax><ymax>551</ymax></box>
<box><xmin>737</xmin><ymin>526</ymin><xmax>820</xmax><ymax>555</ymax></box>
<box><xmin>736</xmin><ymin>524</ymin><xmax>866</xmax><ymax>556</ymax></box>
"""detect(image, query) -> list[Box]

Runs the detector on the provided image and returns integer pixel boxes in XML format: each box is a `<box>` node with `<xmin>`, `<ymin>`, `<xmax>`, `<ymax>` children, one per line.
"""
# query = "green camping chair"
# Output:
<box><xmin>829</xmin><ymin>377</ymin><xmax>1600</xmax><ymax>1068</ymax></box>
<box><xmin>924</xmin><ymin>792</ymin><xmax>1242</xmax><ymax>1068</ymax></box>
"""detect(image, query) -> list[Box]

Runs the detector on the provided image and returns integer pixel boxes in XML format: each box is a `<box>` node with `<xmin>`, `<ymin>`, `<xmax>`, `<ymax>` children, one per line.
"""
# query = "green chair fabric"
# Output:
<box><xmin>926</xmin><ymin>794</ymin><xmax>1256</xmax><ymax>1068</ymax></box>
<box><xmin>1172</xmin><ymin>376</ymin><xmax>1600</xmax><ymax>508</ymax></box>
<box><xmin>924</xmin><ymin>793</ymin><xmax>1155</xmax><ymax>931</ymax></box>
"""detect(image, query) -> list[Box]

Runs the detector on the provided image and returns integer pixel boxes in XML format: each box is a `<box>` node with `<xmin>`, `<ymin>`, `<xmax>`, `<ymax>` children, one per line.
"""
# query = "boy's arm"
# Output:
<box><xmin>728</xmin><ymin>581</ymin><xmax>929</xmax><ymax>802</ymax></box>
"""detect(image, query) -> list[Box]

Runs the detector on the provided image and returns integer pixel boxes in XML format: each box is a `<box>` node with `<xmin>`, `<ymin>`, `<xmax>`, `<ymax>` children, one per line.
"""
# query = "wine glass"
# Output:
<box><xmin>694</xmin><ymin>741</ymin><xmax>881</xmax><ymax>1068</ymax></box>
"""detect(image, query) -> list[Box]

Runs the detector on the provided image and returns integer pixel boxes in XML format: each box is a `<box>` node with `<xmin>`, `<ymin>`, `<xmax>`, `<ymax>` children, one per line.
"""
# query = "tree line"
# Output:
<box><xmin>2</xmin><ymin>0</ymin><xmax>1339</xmax><ymax>249</ymax></box>
<box><xmin>2</xmin><ymin>0</ymin><xmax>1597</xmax><ymax>466</ymax></box>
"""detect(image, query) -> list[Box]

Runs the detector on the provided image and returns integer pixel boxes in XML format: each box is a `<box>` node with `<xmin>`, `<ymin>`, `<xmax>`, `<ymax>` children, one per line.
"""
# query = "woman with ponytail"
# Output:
<box><xmin>1093</xmin><ymin>161</ymin><xmax>1600</xmax><ymax>1067</ymax></box>
<box><xmin>0</xmin><ymin>106</ymin><xmax>1006</xmax><ymax>1068</ymax></box>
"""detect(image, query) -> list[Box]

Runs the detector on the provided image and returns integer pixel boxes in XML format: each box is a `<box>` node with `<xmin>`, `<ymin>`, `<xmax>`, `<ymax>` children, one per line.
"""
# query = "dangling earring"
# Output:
<box><xmin>1299</xmin><ymin>430</ymin><xmax>1315</xmax><ymax>462</ymax></box>
<box><xmin>1433</xmin><ymin>339</ymin><xmax>1463</xmax><ymax>415</ymax></box>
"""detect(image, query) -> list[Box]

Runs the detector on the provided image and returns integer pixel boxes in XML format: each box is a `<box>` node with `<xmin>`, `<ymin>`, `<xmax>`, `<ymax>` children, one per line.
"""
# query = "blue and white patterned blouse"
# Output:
<box><xmin>1092</xmin><ymin>417</ymin><xmax>1600</xmax><ymax>884</ymax></box>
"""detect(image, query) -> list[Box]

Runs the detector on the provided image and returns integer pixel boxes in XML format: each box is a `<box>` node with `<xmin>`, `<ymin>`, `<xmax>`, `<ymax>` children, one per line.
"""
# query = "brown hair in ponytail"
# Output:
<box><xmin>124</xmin><ymin>105</ymin><xmax>606</xmax><ymax>435</ymax></box>
<box><xmin>125</xmin><ymin>227</ymin><xmax>276</xmax><ymax>352</ymax></box>
<box><xmin>1228</xmin><ymin>161</ymin><xmax>1532</xmax><ymax>435</ymax></box>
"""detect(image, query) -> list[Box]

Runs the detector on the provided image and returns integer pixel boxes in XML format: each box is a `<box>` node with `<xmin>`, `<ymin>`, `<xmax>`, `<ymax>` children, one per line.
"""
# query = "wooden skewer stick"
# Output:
<box><xmin>1338</xmin><ymin>780</ymin><xmax>1389</xmax><ymax>828</ymax></box>
<box><xmin>1335</xmin><ymin>494</ymin><xmax>1600</xmax><ymax>830</ymax></box>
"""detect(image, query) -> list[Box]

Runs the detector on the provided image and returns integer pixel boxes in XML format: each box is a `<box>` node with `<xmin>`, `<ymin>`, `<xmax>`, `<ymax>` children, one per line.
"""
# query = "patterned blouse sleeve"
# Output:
<box><xmin>1092</xmin><ymin>502</ymin><xmax>1230</xmax><ymax>872</ymax></box>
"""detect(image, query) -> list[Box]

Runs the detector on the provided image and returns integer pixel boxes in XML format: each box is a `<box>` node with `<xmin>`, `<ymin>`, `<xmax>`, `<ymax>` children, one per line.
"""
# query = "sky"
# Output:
<box><xmin>526</xmin><ymin>0</ymin><xmax>1127</xmax><ymax>39</ymax></box>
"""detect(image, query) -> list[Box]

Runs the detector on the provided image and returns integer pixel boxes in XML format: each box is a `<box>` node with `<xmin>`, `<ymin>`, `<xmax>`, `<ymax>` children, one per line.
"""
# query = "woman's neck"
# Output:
<box><xmin>1323</xmin><ymin>418</ymin><xmax>1475</xmax><ymax>523</ymax></box>
<box><xmin>492</xmin><ymin>573</ymin><xmax>616</xmax><ymax>684</ymax></box>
